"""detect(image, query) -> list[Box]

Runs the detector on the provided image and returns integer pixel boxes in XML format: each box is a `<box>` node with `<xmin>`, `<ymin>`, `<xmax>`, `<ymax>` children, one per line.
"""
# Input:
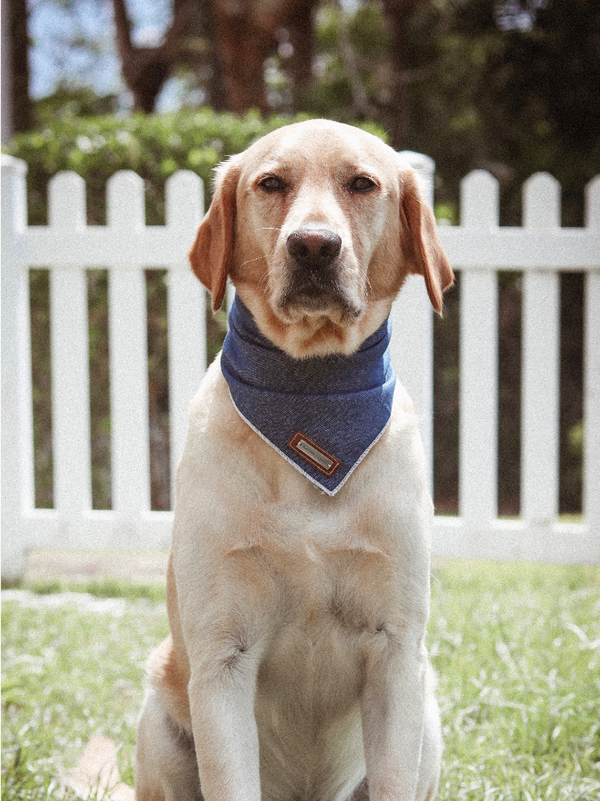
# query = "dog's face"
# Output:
<box><xmin>190</xmin><ymin>119</ymin><xmax>453</xmax><ymax>358</ymax></box>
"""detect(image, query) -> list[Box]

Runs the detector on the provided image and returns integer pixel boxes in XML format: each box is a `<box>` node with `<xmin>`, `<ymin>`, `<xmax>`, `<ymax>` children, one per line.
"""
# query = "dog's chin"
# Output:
<box><xmin>270</xmin><ymin>292</ymin><xmax>368</xmax><ymax>358</ymax></box>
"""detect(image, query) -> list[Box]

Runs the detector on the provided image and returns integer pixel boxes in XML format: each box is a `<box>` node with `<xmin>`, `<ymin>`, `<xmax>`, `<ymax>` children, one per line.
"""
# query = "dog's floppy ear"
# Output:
<box><xmin>189</xmin><ymin>157</ymin><xmax>241</xmax><ymax>312</ymax></box>
<box><xmin>400</xmin><ymin>169</ymin><xmax>454</xmax><ymax>315</ymax></box>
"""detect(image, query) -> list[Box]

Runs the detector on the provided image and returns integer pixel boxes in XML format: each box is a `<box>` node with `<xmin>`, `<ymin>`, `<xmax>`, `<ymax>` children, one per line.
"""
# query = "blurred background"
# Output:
<box><xmin>3</xmin><ymin>0</ymin><xmax>599</xmax><ymax>518</ymax></box>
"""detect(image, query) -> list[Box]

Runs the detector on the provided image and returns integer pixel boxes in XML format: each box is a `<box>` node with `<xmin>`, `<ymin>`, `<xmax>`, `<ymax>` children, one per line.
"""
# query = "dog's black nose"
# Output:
<box><xmin>286</xmin><ymin>229</ymin><xmax>342</xmax><ymax>268</ymax></box>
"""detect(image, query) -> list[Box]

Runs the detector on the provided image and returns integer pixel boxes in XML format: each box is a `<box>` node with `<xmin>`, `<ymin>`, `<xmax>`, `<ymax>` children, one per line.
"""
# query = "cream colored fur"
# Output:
<box><xmin>135</xmin><ymin>119</ymin><xmax>453</xmax><ymax>801</ymax></box>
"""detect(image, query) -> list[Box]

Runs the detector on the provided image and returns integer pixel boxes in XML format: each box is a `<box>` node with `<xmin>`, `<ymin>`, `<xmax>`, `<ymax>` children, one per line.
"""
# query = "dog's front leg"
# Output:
<box><xmin>187</xmin><ymin>644</ymin><xmax>262</xmax><ymax>801</ymax></box>
<box><xmin>361</xmin><ymin>634</ymin><xmax>428</xmax><ymax>801</ymax></box>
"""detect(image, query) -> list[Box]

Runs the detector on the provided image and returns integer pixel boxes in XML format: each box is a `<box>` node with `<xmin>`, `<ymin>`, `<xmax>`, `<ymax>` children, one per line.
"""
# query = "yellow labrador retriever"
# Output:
<box><xmin>135</xmin><ymin>119</ymin><xmax>453</xmax><ymax>801</ymax></box>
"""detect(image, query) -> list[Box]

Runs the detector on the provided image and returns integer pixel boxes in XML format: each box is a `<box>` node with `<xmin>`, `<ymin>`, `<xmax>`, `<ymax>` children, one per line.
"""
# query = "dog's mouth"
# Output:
<box><xmin>278</xmin><ymin>279</ymin><xmax>363</xmax><ymax>321</ymax></box>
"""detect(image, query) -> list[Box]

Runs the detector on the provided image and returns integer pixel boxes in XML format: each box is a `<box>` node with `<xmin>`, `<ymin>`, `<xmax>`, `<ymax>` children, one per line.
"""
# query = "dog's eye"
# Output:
<box><xmin>258</xmin><ymin>176</ymin><xmax>285</xmax><ymax>192</ymax></box>
<box><xmin>350</xmin><ymin>176</ymin><xmax>378</xmax><ymax>193</ymax></box>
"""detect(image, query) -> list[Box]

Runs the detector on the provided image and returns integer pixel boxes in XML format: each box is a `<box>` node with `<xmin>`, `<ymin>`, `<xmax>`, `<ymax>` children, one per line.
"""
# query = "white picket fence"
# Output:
<box><xmin>2</xmin><ymin>153</ymin><xmax>599</xmax><ymax>579</ymax></box>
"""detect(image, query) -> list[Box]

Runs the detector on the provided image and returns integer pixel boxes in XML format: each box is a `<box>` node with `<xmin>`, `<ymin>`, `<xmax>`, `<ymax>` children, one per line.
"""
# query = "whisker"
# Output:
<box><xmin>239</xmin><ymin>255</ymin><xmax>268</xmax><ymax>270</ymax></box>
<box><xmin>257</xmin><ymin>264</ymin><xmax>278</xmax><ymax>289</ymax></box>
<box><xmin>357</xmin><ymin>263</ymin><xmax>373</xmax><ymax>300</ymax></box>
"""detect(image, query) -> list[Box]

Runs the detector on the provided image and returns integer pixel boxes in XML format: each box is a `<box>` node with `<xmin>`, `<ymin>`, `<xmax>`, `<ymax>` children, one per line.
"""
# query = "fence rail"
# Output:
<box><xmin>2</xmin><ymin>154</ymin><xmax>599</xmax><ymax>579</ymax></box>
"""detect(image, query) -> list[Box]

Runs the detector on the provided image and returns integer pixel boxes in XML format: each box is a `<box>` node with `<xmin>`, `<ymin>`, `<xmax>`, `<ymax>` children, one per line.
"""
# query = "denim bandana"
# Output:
<box><xmin>220</xmin><ymin>297</ymin><xmax>396</xmax><ymax>496</ymax></box>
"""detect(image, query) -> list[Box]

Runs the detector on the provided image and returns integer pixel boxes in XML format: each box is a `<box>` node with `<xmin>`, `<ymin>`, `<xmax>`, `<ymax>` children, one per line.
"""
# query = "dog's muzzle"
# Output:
<box><xmin>281</xmin><ymin>228</ymin><xmax>361</xmax><ymax>317</ymax></box>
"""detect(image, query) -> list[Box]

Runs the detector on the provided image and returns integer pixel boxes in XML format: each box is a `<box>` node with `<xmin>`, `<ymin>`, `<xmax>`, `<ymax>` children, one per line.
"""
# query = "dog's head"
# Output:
<box><xmin>190</xmin><ymin>119</ymin><xmax>453</xmax><ymax>358</ymax></box>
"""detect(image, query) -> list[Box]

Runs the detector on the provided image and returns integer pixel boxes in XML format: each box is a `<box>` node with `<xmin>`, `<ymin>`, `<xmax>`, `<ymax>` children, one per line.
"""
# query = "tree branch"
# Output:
<box><xmin>110</xmin><ymin>0</ymin><xmax>195</xmax><ymax>113</ymax></box>
<box><xmin>110</xmin><ymin>0</ymin><xmax>133</xmax><ymax>62</ymax></box>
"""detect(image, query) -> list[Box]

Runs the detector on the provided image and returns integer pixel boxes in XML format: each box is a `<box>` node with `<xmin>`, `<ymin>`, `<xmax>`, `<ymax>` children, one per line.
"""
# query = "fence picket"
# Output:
<box><xmin>165</xmin><ymin>168</ymin><xmax>207</xmax><ymax>503</ymax></box>
<box><xmin>585</xmin><ymin>175</ymin><xmax>600</xmax><ymax>229</ymax></box>
<box><xmin>584</xmin><ymin>179</ymin><xmax>600</xmax><ymax>538</ymax></box>
<box><xmin>459</xmin><ymin>270</ymin><xmax>498</xmax><ymax>525</ymax></box>
<box><xmin>458</xmin><ymin>171</ymin><xmax>499</xmax><ymax>524</ymax></box>
<box><xmin>49</xmin><ymin>266</ymin><xmax>93</xmax><ymax>521</ymax></box>
<box><xmin>167</xmin><ymin>274</ymin><xmax>206</xmax><ymax>505</ymax></box>
<box><xmin>49</xmin><ymin>171</ymin><xmax>87</xmax><ymax>229</ymax></box>
<box><xmin>391</xmin><ymin>278</ymin><xmax>433</xmax><ymax>482</ymax></box>
<box><xmin>107</xmin><ymin>170</ymin><xmax>145</xmax><ymax>230</ymax></box>
<box><xmin>1</xmin><ymin>157</ymin><xmax>35</xmax><ymax>580</ymax></box>
<box><xmin>521</xmin><ymin>176</ymin><xmax>561</xmax><ymax>526</ymax></box>
<box><xmin>106</xmin><ymin>173</ymin><xmax>151</xmax><ymax>525</ymax></box>
<box><xmin>524</xmin><ymin>173</ymin><xmax>561</xmax><ymax>228</ymax></box>
<box><xmin>391</xmin><ymin>153</ymin><xmax>436</xmax><ymax>482</ymax></box>
<box><xmin>166</xmin><ymin>169</ymin><xmax>204</xmax><ymax>230</ymax></box>
<box><xmin>47</xmin><ymin>173</ymin><xmax>93</xmax><ymax>520</ymax></box>
<box><xmin>584</xmin><ymin>271</ymin><xmax>600</xmax><ymax>533</ymax></box>
<box><xmin>461</xmin><ymin>170</ymin><xmax>499</xmax><ymax>227</ymax></box>
<box><xmin>108</xmin><ymin>268</ymin><xmax>151</xmax><ymax>521</ymax></box>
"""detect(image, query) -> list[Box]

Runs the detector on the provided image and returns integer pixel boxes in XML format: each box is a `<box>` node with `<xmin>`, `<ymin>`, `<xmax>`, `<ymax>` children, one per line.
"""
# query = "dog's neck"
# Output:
<box><xmin>223</xmin><ymin>296</ymin><xmax>392</xmax><ymax>394</ymax></box>
<box><xmin>220</xmin><ymin>297</ymin><xmax>396</xmax><ymax>495</ymax></box>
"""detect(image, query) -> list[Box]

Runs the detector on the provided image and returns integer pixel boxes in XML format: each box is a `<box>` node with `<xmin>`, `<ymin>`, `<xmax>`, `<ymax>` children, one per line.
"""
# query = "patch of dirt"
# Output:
<box><xmin>23</xmin><ymin>549</ymin><xmax>169</xmax><ymax>586</ymax></box>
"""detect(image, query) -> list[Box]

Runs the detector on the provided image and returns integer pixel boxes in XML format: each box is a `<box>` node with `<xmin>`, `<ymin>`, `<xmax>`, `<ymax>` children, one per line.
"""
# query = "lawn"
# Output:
<box><xmin>2</xmin><ymin>561</ymin><xmax>599</xmax><ymax>800</ymax></box>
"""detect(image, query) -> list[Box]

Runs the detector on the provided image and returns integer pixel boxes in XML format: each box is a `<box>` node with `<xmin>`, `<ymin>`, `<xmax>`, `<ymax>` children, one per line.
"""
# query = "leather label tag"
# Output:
<box><xmin>287</xmin><ymin>431</ymin><xmax>341</xmax><ymax>477</ymax></box>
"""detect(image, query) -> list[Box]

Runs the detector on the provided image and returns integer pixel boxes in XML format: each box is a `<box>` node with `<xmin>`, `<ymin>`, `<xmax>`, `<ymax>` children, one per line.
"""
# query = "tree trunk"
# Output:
<box><xmin>8</xmin><ymin>0</ymin><xmax>31</xmax><ymax>134</ymax></box>
<box><xmin>285</xmin><ymin>0</ymin><xmax>317</xmax><ymax>105</ymax></box>
<box><xmin>110</xmin><ymin>0</ymin><xmax>318</xmax><ymax>116</ymax></box>
<box><xmin>2</xmin><ymin>0</ymin><xmax>13</xmax><ymax>141</ymax></box>
<box><xmin>210</xmin><ymin>1</ymin><xmax>273</xmax><ymax>114</ymax></box>
<box><xmin>381</xmin><ymin>0</ymin><xmax>423</xmax><ymax>148</ymax></box>
<box><xmin>194</xmin><ymin>0</ymin><xmax>228</xmax><ymax>111</ymax></box>
<box><xmin>210</xmin><ymin>0</ymin><xmax>318</xmax><ymax>115</ymax></box>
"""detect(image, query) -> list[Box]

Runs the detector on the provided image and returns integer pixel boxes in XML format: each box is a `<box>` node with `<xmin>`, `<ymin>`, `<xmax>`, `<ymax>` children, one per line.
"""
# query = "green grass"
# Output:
<box><xmin>430</xmin><ymin>562</ymin><xmax>600</xmax><ymax>800</ymax></box>
<box><xmin>1</xmin><ymin>591</ymin><xmax>169</xmax><ymax>798</ymax></box>
<box><xmin>23</xmin><ymin>576</ymin><xmax>167</xmax><ymax>605</ymax></box>
<box><xmin>2</xmin><ymin>562</ymin><xmax>599</xmax><ymax>800</ymax></box>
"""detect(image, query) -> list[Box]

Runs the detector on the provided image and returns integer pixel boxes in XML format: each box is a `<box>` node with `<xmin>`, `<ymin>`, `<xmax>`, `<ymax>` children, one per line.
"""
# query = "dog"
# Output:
<box><xmin>135</xmin><ymin>119</ymin><xmax>453</xmax><ymax>801</ymax></box>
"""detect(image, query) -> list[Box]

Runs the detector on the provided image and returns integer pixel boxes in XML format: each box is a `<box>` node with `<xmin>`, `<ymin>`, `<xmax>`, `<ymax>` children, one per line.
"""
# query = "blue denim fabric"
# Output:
<box><xmin>221</xmin><ymin>297</ymin><xmax>396</xmax><ymax>495</ymax></box>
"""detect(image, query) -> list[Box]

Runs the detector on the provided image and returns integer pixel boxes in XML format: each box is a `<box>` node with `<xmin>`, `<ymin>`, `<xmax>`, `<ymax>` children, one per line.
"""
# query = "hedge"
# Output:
<box><xmin>3</xmin><ymin>108</ymin><xmax>388</xmax><ymax>225</ymax></box>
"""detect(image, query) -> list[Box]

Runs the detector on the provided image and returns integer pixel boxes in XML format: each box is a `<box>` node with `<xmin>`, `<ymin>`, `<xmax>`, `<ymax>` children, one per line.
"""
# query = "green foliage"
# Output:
<box><xmin>306</xmin><ymin>0</ymin><xmax>600</xmax><ymax>224</ymax></box>
<box><xmin>403</xmin><ymin>0</ymin><xmax>600</xmax><ymax>224</ymax></box>
<box><xmin>10</xmin><ymin>1</ymin><xmax>600</xmax><ymax>225</ymax></box>
<box><xmin>349</xmin><ymin>3</ymin><xmax>391</xmax><ymax>58</ymax></box>
<box><xmin>308</xmin><ymin>2</ymin><xmax>391</xmax><ymax>122</ymax></box>
<box><xmin>33</xmin><ymin>86</ymin><xmax>120</xmax><ymax>128</ymax></box>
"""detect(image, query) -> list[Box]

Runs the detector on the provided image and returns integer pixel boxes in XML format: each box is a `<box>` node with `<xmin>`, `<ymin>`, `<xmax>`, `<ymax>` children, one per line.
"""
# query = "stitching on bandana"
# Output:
<box><xmin>227</xmin><ymin>394</ymin><xmax>336</xmax><ymax>494</ymax></box>
<box><xmin>287</xmin><ymin>432</ymin><xmax>341</xmax><ymax>477</ymax></box>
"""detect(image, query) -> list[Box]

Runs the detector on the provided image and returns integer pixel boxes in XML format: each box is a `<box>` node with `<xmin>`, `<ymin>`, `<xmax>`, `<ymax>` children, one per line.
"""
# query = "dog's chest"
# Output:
<box><xmin>278</xmin><ymin>539</ymin><xmax>390</xmax><ymax>632</ymax></box>
<box><xmin>236</xmin><ymin>503</ymin><xmax>398</xmax><ymax>678</ymax></box>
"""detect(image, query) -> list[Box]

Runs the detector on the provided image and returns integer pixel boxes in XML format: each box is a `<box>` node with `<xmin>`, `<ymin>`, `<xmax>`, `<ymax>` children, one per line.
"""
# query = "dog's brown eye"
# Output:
<box><xmin>350</xmin><ymin>176</ymin><xmax>377</xmax><ymax>193</ymax></box>
<box><xmin>259</xmin><ymin>176</ymin><xmax>285</xmax><ymax>192</ymax></box>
